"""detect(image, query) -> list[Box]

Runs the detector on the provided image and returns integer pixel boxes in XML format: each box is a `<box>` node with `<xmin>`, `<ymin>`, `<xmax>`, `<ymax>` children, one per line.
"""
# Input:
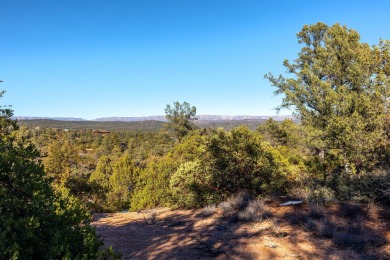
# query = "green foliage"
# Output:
<box><xmin>99</xmin><ymin>133</ymin><xmax>122</xmax><ymax>157</ymax></box>
<box><xmin>165</xmin><ymin>101</ymin><xmax>197</xmax><ymax>140</ymax></box>
<box><xmin>44</xmin><ymin>139</ymin><xmax>78</xmax><ymax>184</ymax></box>
<box><xmin>17</xmin><ymin>118</ymin><xmax>268</xmax><ymax>132</ymax></box>
<box><xmin>257</xmin><ymin>119</ymin><xmax>308</xmax><ymax>187</ymax></box>
<box><xmin>128</xmin><ymin>131</ymin><xmax>210</xmax><ymax>210</ymax></box>
<box><xmin>169</xmin><ymin>130</ymin><xmax>206</xmax><ymax>161</ymax></box>
<box><xmin>203</xmin><ymin>126</ymin><xmax>289</xmax><ymax>196</ymax></box>
<box><xmin>8</xmin><ymin>22</ymin><xmax>390</xmax><ymax>217</ymax></box>
<box><xmin>107</xmin><ymin>155</ymin><xmax>139</xmax><ymax>210</ymax></box>
<box><xmin>168</xmin><ymin>127</ymin><xmax>294</xmax><ymax>208</ymax></box>
<box><xmin>266</xmin><ymin>22</ymin><xmax>390</xmax><ymax>174</ymax></box>
<box><xmin>170</xmin><ymin>161</ymin><xmax>219</xmax><ymax>208</ymax></box>
<box><xmin>64</xmin><ymin>175</ymin><xmax>108</xmax><ymax>213</ymax></box>
<box><xmin>17</xmin><ymin>119</ymin><xmax>166</xmax><ymax>132</ymax></box>
<box><xmin>51</xmin><ymin>186</ymin><xmax>103</xmax><ymax>258</ymax></box>
<box><xmin>15</xmin><ymin>124</ymin><xmax>178</xmax><ymax>212</ymax></box>
<box><xmin>88</xmin><ymin>154</ymin><xmax>141</xmax><ymax>211</ymax></box>
<box><xmin>126</xmin><ymin>131</ymin><xmax>175</xmax><ymax>163</ymax></box>
<box><xmin>89</xmin><ymin>155</ymin><xmax>114</xmax><ymax>189</ymax></box>
<box><xmin>0</xmin><ymin>92</ymin><xmax>106</xmax><ymax>259</ymax></box>
<box><xmin>340</xmin><ymin>170</ymin><xmax>390</xmax><ymax>205</ymax></box>
<box><xmin>257</xmin><ymin>118</ymin><xmax>302</xmax><ymax>148</ymax></box>
<box><xmin>131</xmin><ymin>157</ymin><xmax>177</xmax><ymax>211</ymax></box>
<box><xmin>308</xmin><ymin>186</ymin><xmax>336</xmax><ymax>203</ymax></box>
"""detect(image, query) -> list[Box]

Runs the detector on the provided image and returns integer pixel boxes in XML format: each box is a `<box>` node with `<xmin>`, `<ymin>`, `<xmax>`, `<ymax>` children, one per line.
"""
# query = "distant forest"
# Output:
<box><xmin>17</xmin><ymin>118</ymin><xmax>269</xmax><ymax>131</ymax></box>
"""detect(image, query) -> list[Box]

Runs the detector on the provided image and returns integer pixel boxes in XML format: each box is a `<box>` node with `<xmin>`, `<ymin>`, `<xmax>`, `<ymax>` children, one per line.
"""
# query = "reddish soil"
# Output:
<box><xmin>92</xmin><ymin>201</ymin><xmax>390</xmax><ymax>259</ymax></box>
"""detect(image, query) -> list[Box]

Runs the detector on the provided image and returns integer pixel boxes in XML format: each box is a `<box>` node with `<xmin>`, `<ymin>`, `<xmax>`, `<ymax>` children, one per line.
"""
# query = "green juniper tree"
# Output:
<box><xmin>266</xmin><ymin>22</ymin><xmax>390</xmax><ymax>175</ymax></box>
<box><xmin>108</xmin><ymin>155</ymin><xmax>138</xmax><ymax>210</ymax></box>
<box><xmin>164</xmin><ymin>101</ymin><xmax>197</xmax><ymax>140</ymax></box>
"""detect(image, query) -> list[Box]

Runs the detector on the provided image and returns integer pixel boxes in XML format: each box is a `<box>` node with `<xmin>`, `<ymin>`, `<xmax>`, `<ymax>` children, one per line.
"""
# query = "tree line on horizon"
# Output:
<box><xmin>1</xmin><ymin>22</ymin><xmax>389</xmax><ymax>258</ymax></box>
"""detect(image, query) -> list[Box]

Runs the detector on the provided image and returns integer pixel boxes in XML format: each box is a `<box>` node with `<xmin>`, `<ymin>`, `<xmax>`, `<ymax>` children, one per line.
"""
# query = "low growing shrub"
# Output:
<box><xmin>219</xmin><ymin>192</ymin><xmax>252</xmax><ymax>216</ymax></box>
<box><xmin>237</xmin><ymin>199</ymin><xmax>270</xmax><ymax>222</ymax></box>
<box><xmin>218</xmin><ymin>193</ymin><xmax>270</xmax><ymax>223</ymax></box>
<box><xmin>308</xmin><ymin>203</ymin><xmax>325</xmax><ymax>220</ymax></box>
<box><xmin>145</xmin><ymin>211</ymin><xmax>158</xmax><ymax>225</ymax></box>
<box><xmin>349</xmin><ymin>170</ymin><xmax>390</xmax><ymax>205</ymax></box>
<box><xmin>200</xmin><ymin>204</ymin><xmax>217</xmax><ymax>218</ymax></box>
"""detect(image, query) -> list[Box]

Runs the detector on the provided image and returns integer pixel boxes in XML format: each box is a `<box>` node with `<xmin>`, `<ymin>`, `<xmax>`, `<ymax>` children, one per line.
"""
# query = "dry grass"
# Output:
<box><xmin>301</xmin><ymin>203</ymin><xmax>387</xmax><ymax>250</ymax></box>
<box><xmin>237</xmin><ymin>199</ymin><xmax>270</xmax><ymax>222</ymax></box>
<box><xmin>144</xmin><ymin>211</ymin><xmax>158</xmax><ymax>225</ymax></box>
<box><xmin>308</xmin><ymin>202</ymin><xmax>325</xmax><ymax>219</ymax></box>
<box><xmin>219</xmin><ymin>191</ymin><xmax>252</xmax><ymax>216</ymax></box>
<box><xmin>218</xmin><ymin>192</ymin><xmax>270</xmax><ymax>223</ymax></box>
<box><xmin>199</xmin><ymin>204</ymin><xmax>217</xmax><ymax>218</ymax></box>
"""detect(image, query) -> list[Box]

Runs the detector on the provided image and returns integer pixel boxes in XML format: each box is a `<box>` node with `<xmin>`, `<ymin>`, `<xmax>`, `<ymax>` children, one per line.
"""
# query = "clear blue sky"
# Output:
<box><xmin>1</xmin><ymin>0</ymin><xmax>390</xmax><ymax>119</ymax></box>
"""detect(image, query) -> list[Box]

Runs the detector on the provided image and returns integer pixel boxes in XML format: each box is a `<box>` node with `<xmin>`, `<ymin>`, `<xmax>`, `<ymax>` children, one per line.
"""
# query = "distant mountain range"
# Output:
<box><xmin>15</xmin><ymin>116</ymin><xmax>86</xmax><ymax>121</ymax></box>
<box><xmin>15</xmin><ymin>115</ymin><xmax>294</xmax><ymax>122</ymax></box>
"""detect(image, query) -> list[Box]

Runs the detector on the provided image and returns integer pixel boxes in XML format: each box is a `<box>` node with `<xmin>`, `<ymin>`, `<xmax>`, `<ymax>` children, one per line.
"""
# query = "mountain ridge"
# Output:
<box><xmin>15</xmin><ymin>115</ymin><xmax>294</xmax><ymax>122</ymax></box>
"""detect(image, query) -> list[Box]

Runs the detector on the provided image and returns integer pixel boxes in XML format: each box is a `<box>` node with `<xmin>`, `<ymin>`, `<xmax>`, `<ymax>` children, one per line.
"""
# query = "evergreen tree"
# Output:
<box><xmin>266</xmin><ymin>22</ymin><xmax>390</xmax><ymax>174</ymax></box>
<box><xmin>164</xmin><ymin>101</ymin><xmax>197</xmax><ymax>140</ymax></box>
<box><xmin>89</xmin><ymin>155</ymin><xmax>114</xmax><ymax>189</ymax></box>
<box><xmin>108</xmin><ymin>155</ymin><xmax>138</xmax><ymax>210</ymax></box>
<box><xmin>0</xmin><ymin>91</ymin><xmax>107</xmax><ymax>258</ymax></box>
<box><xmin>44</xmin><ymin>139</ymin><xmax>78</xmax><ymax>184</ymax></box>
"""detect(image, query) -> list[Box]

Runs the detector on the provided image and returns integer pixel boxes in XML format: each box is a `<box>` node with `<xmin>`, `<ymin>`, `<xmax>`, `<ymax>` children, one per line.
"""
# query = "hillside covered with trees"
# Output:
<box><xmin>1</xmin><ymin>22</ymin><xmax>389</xmax><ymax>258</ymax></box>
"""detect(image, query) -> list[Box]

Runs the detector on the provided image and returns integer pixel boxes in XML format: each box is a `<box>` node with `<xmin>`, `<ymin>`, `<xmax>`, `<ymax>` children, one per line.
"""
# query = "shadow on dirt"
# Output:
<box><xmin>282</xmin><ymin>202</ymin><xmax>389</xmax><ymax>259</ymax></box>
<box><xmin>94</xmin><ymin>209</ymin><xmax>267</xmax><ymax>259</ymax></box>
<box><xmin>93</xmin><ymin>201</ymin><xmax>389</xmax><ymax>259</ymax></box>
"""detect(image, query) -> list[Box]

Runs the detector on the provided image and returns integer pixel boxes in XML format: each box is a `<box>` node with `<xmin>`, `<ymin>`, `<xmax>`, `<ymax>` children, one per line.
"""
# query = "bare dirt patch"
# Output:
<box><xmin>92</xmin><ymin>201</ymin><xmax>390</xmax><ymax>259</ymax></box>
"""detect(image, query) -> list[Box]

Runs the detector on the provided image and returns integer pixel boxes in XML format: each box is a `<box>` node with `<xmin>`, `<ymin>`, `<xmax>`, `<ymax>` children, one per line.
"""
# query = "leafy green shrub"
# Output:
<box><xmin>290</xmin><ymin>184</ymin><xmax>335</xmax><ymax>204</ymax></box>
<box><xmin>203</xmin><ymin>127</ymin><xmax>290</xmax><ymax>196</ymax></box>
<box><xmin>0</xmin><ymin>95</ymin><xmax>110</xmax><ymax>259</ymax></box>
<box><xmin>64</xmin><ymin>175</ymin><xmax>108</xmax><ymax>213</ymax></box>
<box><xmin>131</xmin><ymin>131</ymin><xmax>210</xmax><ymax>210</ymax></box>
<box><xmin>168</xmin><ymin>127</ymin><xmax>294</xmax><ymax>209</ymax></box>
<box><xmin>130</xmin><ymin>157</ymin><xmax>177</xmax><ymax>211</ymax></box>
<box><xmin>168</xmin><ymin>130</ymin><xmax>207</xmax><ymax>161</ymax></box>
<box><xmin>348</xmin><ymin>170</ymin><xmax>390</xmax><ymax>205</ymax></box>
<box><xmin>257</xmin><ymin>118</ymin><xmax>303</xmax><ymax>149</ymax></box>
<box><xmin>107</xmin><ymin>156</ymin><xmax>139</xmax><ymax>211</ymax></box>
<box><xmin>170</xmin><ymin>161</ymin><xmax>220</xmax><ymax>208</ymax></box>
<box><xmin>89</xmin><ymin>155</ymin><xmax>114</xmax><ymax>189</ymax></box>
<box><xmin>308</xmin><ymin>186</ymin><xmax>336</xmax><ymax>203</ymax></box>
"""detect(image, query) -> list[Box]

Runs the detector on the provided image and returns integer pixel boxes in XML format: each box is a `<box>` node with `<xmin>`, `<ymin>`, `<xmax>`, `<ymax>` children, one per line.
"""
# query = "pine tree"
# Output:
<box><xmin>266</xmin><ymin>23</ymin><xmax>390</xmax><ymax>174</ymax></box>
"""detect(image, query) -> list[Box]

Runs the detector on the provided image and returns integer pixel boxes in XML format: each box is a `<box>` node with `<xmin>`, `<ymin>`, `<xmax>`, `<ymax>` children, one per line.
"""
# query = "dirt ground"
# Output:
<box><xmin>92</xmin><ymin>201</ymin><xmax>390</xmax><ymax>259</ymax></box>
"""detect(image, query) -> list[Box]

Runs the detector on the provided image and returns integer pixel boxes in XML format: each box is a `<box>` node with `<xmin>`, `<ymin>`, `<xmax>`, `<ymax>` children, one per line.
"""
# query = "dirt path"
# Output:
<box><xmin>92</xmin><ymin>203</ymin><xmax>390</xmax><ymax>259</ymax></box>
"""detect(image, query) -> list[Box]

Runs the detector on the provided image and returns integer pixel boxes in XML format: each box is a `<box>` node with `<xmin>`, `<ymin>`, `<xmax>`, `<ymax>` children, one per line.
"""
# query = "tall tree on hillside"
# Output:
<box><xmin>164</xmin><ymin>101</ymin><xmax>197</xmax><ymax>140</ymax></box>
<box><xmin>266</xmin><ymin>22</ymin><xmax>390</xmax><ymax>174</ymax></box>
